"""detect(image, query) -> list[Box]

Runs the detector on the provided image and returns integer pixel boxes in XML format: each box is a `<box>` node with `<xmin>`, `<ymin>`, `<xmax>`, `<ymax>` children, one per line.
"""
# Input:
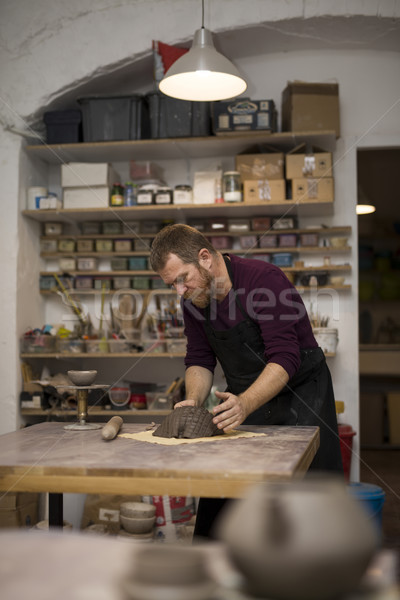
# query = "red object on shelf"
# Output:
<box><xmin>338</xmin><ymin>423</ymin><xmax>357</xmax><ymax>481</ymax></box>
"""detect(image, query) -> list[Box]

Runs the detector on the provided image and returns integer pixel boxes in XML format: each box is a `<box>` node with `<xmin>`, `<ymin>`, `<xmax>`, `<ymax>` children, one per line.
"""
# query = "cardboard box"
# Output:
<box><xmin>63</xmin><ymin>186</ymin><xmax>110</xmax><ymax>209</ymax></box>
<box><xmin>235</xmin><ymin>153</ymin><xmax>284</xmax><ymax>181</ymax></box>
<box><xmin>281</xmin><ymin>81</ymin><xmax>340</xmax><ymax>137</ymax></box>
<box><xmin>291</xmin><ymin>177</ymin><xmax>334</xmax><ymax>203</ymax></box>
<box><xmin>61</xmin><ymin>162</ymin><xmax>120</xmax><ymax>188</ymax></box>
<box><xmin>285</xmin><ymin>144</ymin><xmax>333</xmax><ymax>179</ymax></box>
<box><xmin>243</xmin><ymin>180</ymin><xmax>286</xmax><ymax>204</ymax></box>
<box><xmin>213</xmin><ymin>98</ymin><xmax>277</xmax><ymax>133</ymax></box>
<box><xmin>81</xmin><ymin>494</ymin><xmax>141</xmax><ymax>534</ymax></box>
<box><xmin>0</xmin><ymin>493</ymin><xmax>39</xmax><ymax>528</ymax></box>
<box><xmin>0</xmin><ymin>492</ymin><xmax>39</xmax><ymax>510</ymax></box>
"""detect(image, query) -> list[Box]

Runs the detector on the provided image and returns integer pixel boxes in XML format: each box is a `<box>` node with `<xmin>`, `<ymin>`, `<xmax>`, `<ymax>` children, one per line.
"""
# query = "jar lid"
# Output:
<box><xmin>156</xmin><ymin>187</ymin><xmax>172</xmax><ymax>192</ymax></box>
<box><xmin>175</xmin><ymin>185</ymin><xmax>192</xmax><ymax>191</ymax></box>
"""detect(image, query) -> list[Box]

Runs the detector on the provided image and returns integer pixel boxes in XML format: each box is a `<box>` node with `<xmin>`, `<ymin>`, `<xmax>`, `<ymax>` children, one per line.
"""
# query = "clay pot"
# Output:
<box><xmin>120</xmin><ymin>501</ymin><xmax>156</xmax><ymax>519</ymax></box>
<box><xmin>120</xmin><ymin>514</ymin><xmax>155</xmax><ymax>534</ymax></box>
<box><xmin>121</xmin><ymin>545</ymin><xmax>216</xmax><ymax>600</ymax></box>
<box><xmin>217</xmin><ymin>478</ymin><xmax>378</xmax><ymax>600</ymax></box>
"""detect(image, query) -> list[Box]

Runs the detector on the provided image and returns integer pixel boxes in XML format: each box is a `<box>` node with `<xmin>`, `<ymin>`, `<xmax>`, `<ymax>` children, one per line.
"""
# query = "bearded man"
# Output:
<box><xmin>149</xmin><ymin>224</ymin><xmax>343</xmax><ymax>538</ymax></box>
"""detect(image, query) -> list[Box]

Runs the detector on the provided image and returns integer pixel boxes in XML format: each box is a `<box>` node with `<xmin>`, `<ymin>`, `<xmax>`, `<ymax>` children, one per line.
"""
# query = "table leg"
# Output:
<box><xmin>49</xmin><ymin>493</ymin><xmax>63</xmax><ymax>528</ymax></box>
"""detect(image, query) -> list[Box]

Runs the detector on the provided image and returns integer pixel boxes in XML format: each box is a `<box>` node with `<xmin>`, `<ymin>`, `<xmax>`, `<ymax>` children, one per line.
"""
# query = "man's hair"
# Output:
<box><xmin>149</xmin><ymin>224</ymin><xmax>217</xmax><ymax>272</ymax></box>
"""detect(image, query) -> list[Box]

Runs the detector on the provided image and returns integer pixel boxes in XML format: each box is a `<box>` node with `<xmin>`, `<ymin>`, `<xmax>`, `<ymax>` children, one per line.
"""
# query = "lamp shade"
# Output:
<box><xmin>159</xmin><ymin>27</ymin><xmax>247</xmax><ymax>102</ymax></box>
<box><xmin>356</xmin><ymin>204</ymin><xmax>376</xmax><ymax>215</ymax></box>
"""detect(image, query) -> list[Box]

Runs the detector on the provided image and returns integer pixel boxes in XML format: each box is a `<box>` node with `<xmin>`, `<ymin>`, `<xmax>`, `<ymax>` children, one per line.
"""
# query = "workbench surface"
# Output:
<box><xmin>0</xmin><ymin>422</ymin><xmax>319</xmax><ymax>498</ymax></box>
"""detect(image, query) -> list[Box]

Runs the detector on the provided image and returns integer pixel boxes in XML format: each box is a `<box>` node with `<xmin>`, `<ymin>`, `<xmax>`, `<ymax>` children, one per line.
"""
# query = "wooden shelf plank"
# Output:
<box><xmin>21</xmin><ymin>351</ymin><xmax>335</xmax><ymax>359</ymax></box>
<box><xmin>20</xmin><ymin>352</ymin><xmax>186</xmax><ymax>359</ymax></box>
<box><xmin>20</xmin><ymin>408</ymin><xmax>171</xmax><ymax>417</ymax></box>
<box><xmin>23</xmin><ymin>202</ymin><xmax>335</xmax><ymax>222</ymax></box>
<box><xmin>25</xmin><ymin>130</ymin><xmax>337</xmax><ymax>164</ymax></box>
<box><xmin>40</xmin><ymin>264</ymin><xmax>351</xmax><ymax>278</ymax></box>
<box><xmin>41</xmin><ymin>246</ymin><xmax>351</xmax><ymax>259</ymax></box>
<box><xmin>40</xmin><ymin>226</ymin><xmax>352</xmax><ymax>240</ymax></box>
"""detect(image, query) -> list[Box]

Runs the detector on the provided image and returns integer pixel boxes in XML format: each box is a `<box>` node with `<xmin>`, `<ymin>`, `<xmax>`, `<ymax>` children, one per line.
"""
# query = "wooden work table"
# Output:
<box><xmin>0</xmin><ymin>422</ymin><xmax>319</xmax><ymax>525</ymax></box>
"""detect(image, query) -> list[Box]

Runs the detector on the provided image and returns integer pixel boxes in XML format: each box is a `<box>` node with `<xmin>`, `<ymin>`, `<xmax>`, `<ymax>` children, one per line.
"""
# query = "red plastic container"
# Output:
<box><xmin>338</xmin><ymin>424</ymin><xmax>356</xmax><ymax>481</ymax></box>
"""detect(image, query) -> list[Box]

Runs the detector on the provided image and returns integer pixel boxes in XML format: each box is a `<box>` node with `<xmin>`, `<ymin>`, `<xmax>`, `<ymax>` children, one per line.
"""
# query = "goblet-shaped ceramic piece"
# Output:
<box><xmin>67</xmin><ymin>370</ymin><xmax>97</xmax><ymax>386</ymax></box>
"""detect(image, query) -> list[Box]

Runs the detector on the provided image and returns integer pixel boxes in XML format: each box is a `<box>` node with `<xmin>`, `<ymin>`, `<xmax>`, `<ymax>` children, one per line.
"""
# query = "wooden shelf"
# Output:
<box><xmin>25</xmin><ymin>130</ymin><xmax>337</xmax><ymax>164</ymax></box>
<box><xmin>359</xmin><ymin>345</ymin><xmax>400</xmax><ymax>376</ymax></box>
<box><xmin>41</xmin><ymin>246</ymin><xmax>351</xmax><ymax>259</ymax></box>
<box><xmin>40</xmin><ymin>270</ymin><xmax>154</xmax><ymax>277</ymax></box>
<box><xmin>40</xmin><ymin>226</ymin><xmax>352</xmax><ymax>240</ymax></box>
<box><xmin>40</xmin><ymin>264</ymin><xmax>351</xmax><ymax>278</ymax></box>
<box><xmin>21</xmin><ymin>351</ymin><xmax>335</xmax><ymax>359</ymax></box>
<box><xmin>20</xmin><ymin>352</ymin><xmax>186</xmax><ymax>359</ymax></box>
<box><xmin>23</xmin><ymin>199</ymin><xmax>335</xmax><ymax>222</ymax></box>
<box><xmin>20</xmin><ymin>408</ymin><xmax>171</xmax><ymax>417</ymax></box>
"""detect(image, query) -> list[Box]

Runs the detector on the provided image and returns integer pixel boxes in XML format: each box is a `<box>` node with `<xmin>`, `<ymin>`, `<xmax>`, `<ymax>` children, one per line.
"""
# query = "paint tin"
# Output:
<box><xmin>27</xmin><ymin>186</ymin><xmax>47</xmax><ymax>210</ymax></box>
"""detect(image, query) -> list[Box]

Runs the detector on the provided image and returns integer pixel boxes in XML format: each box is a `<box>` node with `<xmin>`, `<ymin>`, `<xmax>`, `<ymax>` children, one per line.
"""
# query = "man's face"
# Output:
<box><xmin>159</xmin><ymin>253</ymin><xmax>213</xmax><ymax>308</ymax></box>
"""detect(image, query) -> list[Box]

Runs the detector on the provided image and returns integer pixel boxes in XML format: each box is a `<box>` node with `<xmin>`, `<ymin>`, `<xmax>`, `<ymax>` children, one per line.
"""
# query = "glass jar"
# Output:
<box><xmin>223</xmin><ymin>171</ymin><xmax>242</xmax><ymax>202</ymax></box>
<box><xmin>124</xmin><ymin>182</ymin><xmax>137</xmax><ymax>206</ymax></box>
<box><xmin>110</xmin><ymin>183</ymin><xmax>124</xmax><ymax>206</ymax></box>
<box><xmin>173</xmin><ymin>185</ymin><xmax>193</xmax><ymax>205</ymax></box>
<box><xmin>155</xmin><ymin>187</ymin><xmax>173</xmax><ymax>205</ymax></box>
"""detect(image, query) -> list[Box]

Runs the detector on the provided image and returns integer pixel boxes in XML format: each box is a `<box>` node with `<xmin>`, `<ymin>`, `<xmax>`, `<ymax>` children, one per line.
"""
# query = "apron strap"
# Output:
<box><xmin>222</xmin><ymin>254</ymin><xmax>249</xmax><ymax>321</ymax></box>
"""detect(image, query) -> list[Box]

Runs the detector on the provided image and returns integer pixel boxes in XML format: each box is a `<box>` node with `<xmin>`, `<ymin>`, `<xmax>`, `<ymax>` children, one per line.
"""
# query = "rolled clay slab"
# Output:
<box><xmin>153</xmin><ymin>406</ymin><xmax>223</xmax><ymax>439</ymax></box>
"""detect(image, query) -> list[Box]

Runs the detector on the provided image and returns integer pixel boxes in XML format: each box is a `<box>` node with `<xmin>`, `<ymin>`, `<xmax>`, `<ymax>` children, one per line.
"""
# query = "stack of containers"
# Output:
<box><xmin>285</xmin><ymin>143</ymin><xmax>334</xmax><ymax>204</ymax></box>
<box><xmin>61</xmin><ymin>162</ymin><xmax>121</xmax><ymax>209</ymax></box>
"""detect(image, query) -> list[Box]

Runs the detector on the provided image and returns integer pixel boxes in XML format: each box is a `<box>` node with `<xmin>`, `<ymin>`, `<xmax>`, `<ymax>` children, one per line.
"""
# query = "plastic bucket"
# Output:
<box><xmin>313</xmin><ymin>328</ymin><xmax>338</xmax><ymax>353</ymax></box>
<box><xmin>338</xmin><ymin>424</ymin><xmax>356</xmax><ymax>481</ymax></box>
<box><xmin>347</xmin><ymin>482</ymin><xmax>385</xmax><ymax>534</ymax></box>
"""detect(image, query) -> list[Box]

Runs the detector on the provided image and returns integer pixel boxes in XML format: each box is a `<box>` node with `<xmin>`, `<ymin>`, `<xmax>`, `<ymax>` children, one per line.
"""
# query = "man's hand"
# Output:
<box><xmin>174</xmin><ymin>399</ymin><xmax>197</xmax><ymax>409</ymax></box>
<box><xmin>212</xmin><ymin>391</ymin><xmax>248</xmax><ymax>432</ymax></box>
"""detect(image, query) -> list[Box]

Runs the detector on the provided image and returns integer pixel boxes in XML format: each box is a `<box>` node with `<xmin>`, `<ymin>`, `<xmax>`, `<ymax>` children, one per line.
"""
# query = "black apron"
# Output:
<box><xmin>194</xmin><ymin>255</ymin><xmax>343</xmax><ymax>539</ymax></box>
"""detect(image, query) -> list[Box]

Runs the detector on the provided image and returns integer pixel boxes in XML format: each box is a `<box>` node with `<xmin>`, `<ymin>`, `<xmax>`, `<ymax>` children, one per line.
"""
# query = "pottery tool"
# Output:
<box><xmin>54</xmin><ymin>274</ymin><xmax>86</xmax><ymax>325</ymax></box>
<box><xmin>102</xmin><ymin>416</ymin><xmax>123</xmax><ymax>440</ymax></box>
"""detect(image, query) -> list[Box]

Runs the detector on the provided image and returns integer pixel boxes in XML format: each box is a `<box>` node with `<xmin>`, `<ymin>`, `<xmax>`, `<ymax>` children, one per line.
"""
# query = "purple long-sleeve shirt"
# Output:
<box><xmin>183</xmin><ymin>254</ymin><xmax>317</xmax><ymax>380</ymax></box>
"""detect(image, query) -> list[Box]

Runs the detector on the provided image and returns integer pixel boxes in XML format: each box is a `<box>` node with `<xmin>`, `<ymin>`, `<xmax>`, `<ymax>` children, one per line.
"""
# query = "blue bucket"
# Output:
<box><xmin>347</xmin><ymin>482</ymin><xmax>386</xmax><ymax>534</ymax></box>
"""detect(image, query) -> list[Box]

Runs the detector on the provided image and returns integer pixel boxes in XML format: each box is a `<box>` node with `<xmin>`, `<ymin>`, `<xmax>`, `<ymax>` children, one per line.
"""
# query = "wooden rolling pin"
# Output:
<box><xmin>101</xmin><ymin>416</ymin><xmax>123</xmax><ymax>441</ymax></box>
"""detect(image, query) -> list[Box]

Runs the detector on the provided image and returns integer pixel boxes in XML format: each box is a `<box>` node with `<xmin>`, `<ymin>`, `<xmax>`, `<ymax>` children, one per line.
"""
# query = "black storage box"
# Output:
<box><xmin>43</xmin><ymin>110</ymin><xmax>82</xmax><ymax>144</ymax></box>
<box><xmin>147</xmin><ymin>91</ymin><xmax>211</xmax><ymax>138</ymax></box>
<box><xmin>212</xmin><ymin>98</ymin><xmax>277</xmax><ymax>134</ymax></box>
<box><xmin>78</xmin><ymin>95</ymin><xmax>150</xmax><ymax>142</ymax></box>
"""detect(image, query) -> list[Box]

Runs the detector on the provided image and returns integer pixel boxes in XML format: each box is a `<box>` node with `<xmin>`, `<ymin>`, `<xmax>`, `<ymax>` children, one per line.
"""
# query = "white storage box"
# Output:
<box><xmin>61</xmin><ymin>163</ymin><xmax>120</xmax><ymax>188</ymax></box>
<box><xmin>63</xmin><ymin>186</ymin><xmax>110</xmax><ymax>209</ymax></box>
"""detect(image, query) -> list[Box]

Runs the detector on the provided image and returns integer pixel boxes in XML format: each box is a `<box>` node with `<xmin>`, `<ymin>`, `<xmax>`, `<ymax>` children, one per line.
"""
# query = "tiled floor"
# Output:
<box><xmin>360</xmin><ymin>449</ymin><xmax>400</xmax><ymax>579</ymax></box>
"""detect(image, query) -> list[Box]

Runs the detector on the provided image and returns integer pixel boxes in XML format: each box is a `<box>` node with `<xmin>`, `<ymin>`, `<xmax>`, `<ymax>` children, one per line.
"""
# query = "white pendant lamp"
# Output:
<box><xmin>356</xmin><ymin>185</ymin><xmax>376</xmax><ymax>215</ymax></box>
<box><xmin>159</xmin><ymin>1</ymin><xmax>247</xmax><ymax>102</ymax></box>
<box><xmin>356</xmin><ymin>204</ymin><xmax>376</xmax><ymax>215</ymax></box>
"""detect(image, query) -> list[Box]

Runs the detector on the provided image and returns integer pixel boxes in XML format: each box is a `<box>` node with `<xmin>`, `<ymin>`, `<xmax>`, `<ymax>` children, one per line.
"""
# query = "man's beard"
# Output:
<box><xmin>183</xmin><ymin>265</ymin><xmax>213</xmax><ymax>308</ymax></box>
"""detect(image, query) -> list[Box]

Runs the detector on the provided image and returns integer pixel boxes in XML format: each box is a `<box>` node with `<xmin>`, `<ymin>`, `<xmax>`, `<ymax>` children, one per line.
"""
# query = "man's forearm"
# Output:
<box><xmin>185</xmin><ymin>366</ymin><xmax>214</xmax><ymax>406</ymax></box>
<box><xmin>239</xmin><ymin>362</ymin><xmax>289</xmax><ymax>415</ymax></box>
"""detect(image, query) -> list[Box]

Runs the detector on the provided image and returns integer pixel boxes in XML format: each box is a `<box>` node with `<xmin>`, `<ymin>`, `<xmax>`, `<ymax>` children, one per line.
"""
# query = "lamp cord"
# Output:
<box><xmin>201</xmin><ymin>0</ymin><xmax>204</xmax><ymax>28</ymax></box>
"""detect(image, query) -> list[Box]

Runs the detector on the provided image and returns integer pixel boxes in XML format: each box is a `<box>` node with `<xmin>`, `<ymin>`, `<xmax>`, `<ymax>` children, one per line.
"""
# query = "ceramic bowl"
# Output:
<box><xmin>120</xmin><ymin>501</ymin><xmax>156</xmax><ymax>519</ymax></box>
<box><xmin>329</xmin><ymin>237</ymin><xmax>348</xmax><ymax>248</ymax></box>
<box><xmin>67</xmin><ymin>370</ymin><xmax>97</xmax><ymax>386</ymax></box>
<box><xmin>121</xmin><ymin>545</ymin><xmax>216</xmax><ymax>600</ymax></box>
<box><xmin>120</xmin><ymin>514</ymin><xmax>156</xmax><ymax>534</ymax></box>
<box><xmin>330</xmin><ymin>276</ymin><xmax>345</xmax><ymax>286</ymax></box>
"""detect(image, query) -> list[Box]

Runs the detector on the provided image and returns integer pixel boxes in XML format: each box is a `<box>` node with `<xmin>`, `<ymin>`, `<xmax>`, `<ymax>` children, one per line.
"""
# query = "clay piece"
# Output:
<box><xmin>153</xmin><ymin>406</ymin><xmax>224</xmax><ymax>439</ymax></box>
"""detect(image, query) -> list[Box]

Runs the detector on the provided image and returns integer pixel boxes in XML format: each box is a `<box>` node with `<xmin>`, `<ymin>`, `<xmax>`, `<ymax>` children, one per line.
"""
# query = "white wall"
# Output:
<box><xmin>0</xmin><ymin>1</ymin><xmax>399</xmax><ymax>482</ymax></box>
